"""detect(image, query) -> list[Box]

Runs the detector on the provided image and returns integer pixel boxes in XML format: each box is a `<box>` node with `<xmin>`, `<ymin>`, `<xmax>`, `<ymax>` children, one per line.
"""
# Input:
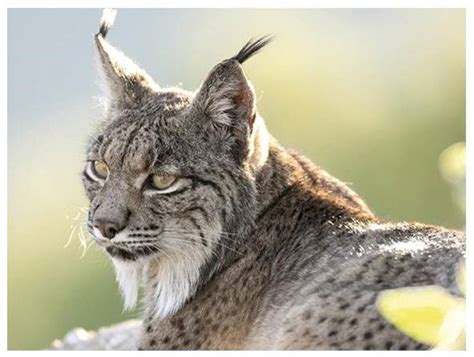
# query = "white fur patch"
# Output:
<box><xmin>147</xmin><ymin>246</ymin><xmax>210</xmax><ymax>319</ymax></box>
<box><xmin>380</xmin><ymin>240</ymin><xmax>428</xmax><ymax>254</ymax></box>
<box><xmin>142</xmin><ymin>222</ymin><xmax>220</xmax><ymax>320</ymax></box>
<box><xmin>111</xmin><ymin>258</ymin><xmax>143</xmax><ymax>310</ymax></box>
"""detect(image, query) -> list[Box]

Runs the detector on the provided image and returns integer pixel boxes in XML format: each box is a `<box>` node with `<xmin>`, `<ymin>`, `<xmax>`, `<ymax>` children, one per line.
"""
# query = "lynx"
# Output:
<box><xmin>82</xmin><ymin>10</ymin><xmax>465</xmax><ymax>350</ymax></box>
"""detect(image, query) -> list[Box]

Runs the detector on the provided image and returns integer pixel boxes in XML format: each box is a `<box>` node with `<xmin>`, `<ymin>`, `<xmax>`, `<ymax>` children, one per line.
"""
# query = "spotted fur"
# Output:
<box><xmin>81</xmin><ymin>10</ymin><xmax>465</xmax><ymax>350</ymax></box>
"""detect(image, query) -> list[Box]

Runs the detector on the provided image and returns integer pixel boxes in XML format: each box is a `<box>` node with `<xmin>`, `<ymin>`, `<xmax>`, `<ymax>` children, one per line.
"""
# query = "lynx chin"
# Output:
<box><xmin>82</xmin><ymin>9</ymin><xmax>465</xmax><ymax>350</ymax></box>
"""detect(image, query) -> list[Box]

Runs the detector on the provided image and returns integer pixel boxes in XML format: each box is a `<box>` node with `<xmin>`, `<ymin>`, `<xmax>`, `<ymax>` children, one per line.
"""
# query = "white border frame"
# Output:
<box><xmin>2</xmin><ymin>1</ymin><xmax>471</xmax><ymax>355</ymax></box>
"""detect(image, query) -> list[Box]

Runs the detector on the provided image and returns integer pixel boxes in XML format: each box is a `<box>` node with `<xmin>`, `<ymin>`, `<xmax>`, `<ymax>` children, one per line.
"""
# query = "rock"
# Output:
<box><xmin>50</xmin><ymin>320</ymin><xmax>141</xmax><ymax>350</ymax></box>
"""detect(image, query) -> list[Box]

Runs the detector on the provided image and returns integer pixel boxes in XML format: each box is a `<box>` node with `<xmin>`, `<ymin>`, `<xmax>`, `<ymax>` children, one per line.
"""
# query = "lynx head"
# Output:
<box><xmin>82</xmin><ymin>10</ymin><xmax>271</xmax><ymax>317</ymax></box>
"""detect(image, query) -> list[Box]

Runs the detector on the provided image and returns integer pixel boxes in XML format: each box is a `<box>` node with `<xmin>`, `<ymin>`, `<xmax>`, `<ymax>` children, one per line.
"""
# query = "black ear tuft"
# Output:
<box><xmin>97</xmin><ymin>9</ymin><xmax>117</xmax><ymax>39</ymax></box>
<box><xmin>233</xmin><ymin>35</ymin><xmax>273</xmax><ymax>64</ymax></box>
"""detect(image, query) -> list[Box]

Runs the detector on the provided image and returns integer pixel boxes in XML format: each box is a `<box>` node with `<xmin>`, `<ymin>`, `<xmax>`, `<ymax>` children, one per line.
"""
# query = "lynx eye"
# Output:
<box><xmin>91</xmin><ymin>160</ymin><xmax>109</xmax><ymax>180</ymax></box>
<box><xmin>150</xmin><ymin>174</ymin><xmax>177</xmax><ymax>191</ymax></box>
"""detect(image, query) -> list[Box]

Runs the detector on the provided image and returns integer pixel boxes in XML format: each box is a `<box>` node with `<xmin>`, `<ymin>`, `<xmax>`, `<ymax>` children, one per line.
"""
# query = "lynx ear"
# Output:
<box><xmin>193</xmin><ymin>36</ymin><xmax>272</xmax><ymax>133</ymax></box>
<box><xmin>95</xmin><ymin>9</ymin><xmax>159</xmax><ymax>112</ymax></box>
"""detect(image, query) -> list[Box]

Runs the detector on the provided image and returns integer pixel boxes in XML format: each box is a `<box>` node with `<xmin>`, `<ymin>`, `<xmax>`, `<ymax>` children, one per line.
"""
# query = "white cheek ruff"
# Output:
<box><xmin>111</xmin><ymin>251</ymin><xmax>206</xmax><ymax>318</ymax></box>
<box><xmin>107</xmin><ymin>219</ymin><xmax>221</xmax><ymax>319</ymax></box>
<box><xmin>145</xmin><ymin>222</ymin><xmax>222</xmax><ymax>320</ymax></box>
<box><xmin>149</xmin><ymin>250</ymin><xmax>206</xmax><ymax>319</ymax></box>
<box><xmin>108</xmin><ymin>233</ymin><xmax>208</xmax><ymax>316</ymax></box>
<box><xmin>111</xmin><ymin>258</ymin><xmax>143</xmax><ymax>311</ymax></box>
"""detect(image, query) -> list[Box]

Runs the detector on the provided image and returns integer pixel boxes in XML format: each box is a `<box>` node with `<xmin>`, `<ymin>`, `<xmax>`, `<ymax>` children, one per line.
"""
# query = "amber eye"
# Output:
<box><xmin>150</xmin><ymin>174</ymin><xmax>177</xmax><ymax>190</ymax></box>
<box><xmin>92</xmin><ymin>160</ymin><xmax>109</xmax><ymax>180</ymax></box>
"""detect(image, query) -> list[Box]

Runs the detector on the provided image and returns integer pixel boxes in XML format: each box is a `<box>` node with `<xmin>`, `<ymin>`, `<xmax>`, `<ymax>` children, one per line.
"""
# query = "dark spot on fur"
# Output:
<box><xmin>339</xmin><ymin>303</ymin><xmax>350</xmax><ymax>310</ymax></box>
<box><xmin>363</xmin><ymin>331</ymin><xmax>373</xmax><ymax>340</ymax></box>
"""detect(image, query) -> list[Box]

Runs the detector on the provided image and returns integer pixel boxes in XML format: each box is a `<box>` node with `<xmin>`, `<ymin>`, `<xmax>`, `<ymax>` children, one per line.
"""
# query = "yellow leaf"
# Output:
<box><xmin>376</xmin><ymin>286</ymin><xmax>463</xmax><ymax>346</ymax></box>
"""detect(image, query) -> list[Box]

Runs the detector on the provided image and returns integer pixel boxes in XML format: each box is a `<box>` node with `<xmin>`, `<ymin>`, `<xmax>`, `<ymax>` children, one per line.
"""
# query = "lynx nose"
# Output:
<box><xmin>94</xmin><ymin>220</ymin><xmax>122</xmax><ymax>239</ymax></box>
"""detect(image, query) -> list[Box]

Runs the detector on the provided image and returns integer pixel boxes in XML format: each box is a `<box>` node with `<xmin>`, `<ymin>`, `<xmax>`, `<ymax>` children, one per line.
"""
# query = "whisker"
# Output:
<box><xmin>162</xmin><ymin>232</ymin><xmax>244</xmax><ymax>256</ymax></box>
<box><xmin>65</xmin><ymin>205</ymin><xmax>92</xmax><ymax>256</ymax></box>
<box><xmin>64</xmin><ymin>224</ymin><xmax>78</xmax><ymax>248</ymax></box>
<box><xmin>162</xmin><ymin>227</ymin><xmax>240</xmax><ymax>238</ymax></box>
<box><xmin>114</xmin><ymin>239</ymin><xmax>159</xmax><ymax>245</ymax></box>
<box><xmin>78</xmin><ymin>223</ymin><xmax>89</xmax><ymax>251</ymax></box>
<box><xmin>80</xmin><ymin>240</ymin><xmax>95</xmax><ymax>259</ymax></box>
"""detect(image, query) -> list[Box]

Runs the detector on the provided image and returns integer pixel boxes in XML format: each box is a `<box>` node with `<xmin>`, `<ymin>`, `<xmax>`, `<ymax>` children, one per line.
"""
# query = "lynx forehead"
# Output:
<box><xmin>82</xmin><ymin>10</ymin><xmax>464</xmax><ymax>350</ymax></box>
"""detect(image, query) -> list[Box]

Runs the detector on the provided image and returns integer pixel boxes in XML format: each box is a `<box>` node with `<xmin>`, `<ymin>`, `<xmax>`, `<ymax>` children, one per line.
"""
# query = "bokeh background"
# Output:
<box><xmin>8</xmin><ymin>9</ymin><xmax>465</xmax><ymax>349</ymax></box>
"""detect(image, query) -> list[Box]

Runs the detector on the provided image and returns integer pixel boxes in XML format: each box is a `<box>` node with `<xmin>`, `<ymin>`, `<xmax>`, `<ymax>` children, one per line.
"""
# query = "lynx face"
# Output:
<box><xmin>81</xmin><ymin>10</ymin><xmax>270</xmax><ymax>315</ymax></box>
<box><xmin>83</xmin><ymin>87</ymin><xmax>258</xmax><ymax>259</ymax></box>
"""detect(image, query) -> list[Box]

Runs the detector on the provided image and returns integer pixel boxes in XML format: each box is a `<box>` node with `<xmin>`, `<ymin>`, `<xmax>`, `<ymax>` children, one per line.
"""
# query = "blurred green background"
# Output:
<box><xmin>8</xmin><ymin>9</ymin><xmax>465</xmax><ymax>349</ymax></box>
